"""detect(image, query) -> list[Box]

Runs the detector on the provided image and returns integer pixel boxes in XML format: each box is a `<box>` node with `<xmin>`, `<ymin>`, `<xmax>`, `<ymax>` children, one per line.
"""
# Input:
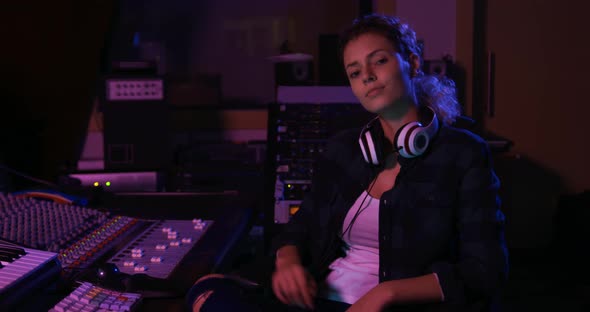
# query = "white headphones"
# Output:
<box><xmin>359</xmin><ymin>106</ymin><xmax>439</xmax><ymax>165</ymax></box>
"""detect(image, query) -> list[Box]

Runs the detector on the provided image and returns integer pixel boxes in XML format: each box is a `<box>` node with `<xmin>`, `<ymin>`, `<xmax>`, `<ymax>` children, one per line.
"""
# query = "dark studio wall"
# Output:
<box><xmin>188</xmin><ymin>0</ymin><xmax>358</xmax><ymax>104</ymax></box>
<box><xmin>0</xmin><ymin>1</ymin><xmax>115</xmax><ymax>186</ymax></box>
<box><xmin>104</xmin><ymin>0</ymin><xmax>359</xmax><ymax>105</ymax></box>
<box><xmin>456</xmin><ymin>0</ymin><xmax>590</xmax><ymax>249</ymax></box>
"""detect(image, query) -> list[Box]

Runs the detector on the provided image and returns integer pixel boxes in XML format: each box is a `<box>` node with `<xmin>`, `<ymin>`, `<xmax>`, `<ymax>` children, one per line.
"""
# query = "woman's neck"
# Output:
<box><xmin>378</xmin><ymin>103</ymin><xmax>419</xmax><ymax>144</ymax></box>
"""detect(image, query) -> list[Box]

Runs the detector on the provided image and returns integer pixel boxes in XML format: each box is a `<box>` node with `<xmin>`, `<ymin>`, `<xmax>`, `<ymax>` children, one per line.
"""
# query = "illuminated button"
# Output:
<box><xmin>150</xmin><ymin>256</ymin><xmax>163</xmax><ymax>263</ymax></box>
<box><xmin>181</xmin><ymin>237</ymin><xmax>192</xmax><ymax>244</ymax></box>
<box><xmin>123</xmin><ymin>261</ymin><xmax>136</xmax><ymax>267</ymax></box>
<box><xmin>169</xmin><ymin>241</ymin><xmax>180</xmax><ymax>247</ymax></box>
<box><xmin>162</xmin><ymin>227</ymin><xmax>172</xmax><ymax>233</ymax></box>
<box><xmin>155</xmin><ymin>244</ymin><xmax>167</xmax><ymax>250</ymax></box>
<box><xmin>134</xmin><ymin>265</ymin><xmax>148</xmax><ymax>272</ymax></box>
<box><xmin>131</xmin><ymin>248</ymin><xmax>144</xmax><ymax>258</ymax></box>
<box><xmin>194</xmin><ymin>224</ymin><xmax>204</xmax><ymax>230</ymax></box>
<box><xmin>167</xmin><ymin>231</ymin><xmax>178</xmax><ymax>239</ymax></box>
<box><xmin>69</xmin><ymin>291</ymin><xmax>82</xmax><ymax>301</ymax></box>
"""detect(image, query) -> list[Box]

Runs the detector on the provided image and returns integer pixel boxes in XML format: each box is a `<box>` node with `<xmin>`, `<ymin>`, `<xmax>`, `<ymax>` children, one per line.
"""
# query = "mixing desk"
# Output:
<box><xmin>0</xmin><ymin>192</ymin><xmax>231</xmax><ymax>311</ymax></box>
<box><xmin>107</xmin><ymin>219</ymin><xmax>212</xmax><ymax>279</ymax></box>
<box><xmin>0</xmin><ymin>194</ymin><xmax>110</xmax><ymax>252</ymax></box>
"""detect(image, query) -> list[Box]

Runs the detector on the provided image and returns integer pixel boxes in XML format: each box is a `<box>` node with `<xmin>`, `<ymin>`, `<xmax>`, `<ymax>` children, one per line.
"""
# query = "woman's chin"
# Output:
<box><xmin>361</xmin><ymin>100</ymin><xmax>386</xmax><ymax>113</ymax></box>
<box><xmin>364</xmin><ymin>98</ymin><xmax>413</xmax><ymax>118</ymax></box>
<box><xmin>365</xmin><ymin>103</ymin><xmax>391</xmax><ymax>115</ymax></box>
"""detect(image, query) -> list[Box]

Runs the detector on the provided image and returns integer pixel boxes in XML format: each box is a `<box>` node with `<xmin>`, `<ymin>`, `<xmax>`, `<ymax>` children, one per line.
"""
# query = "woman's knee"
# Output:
<box><xmin>192</xmin><ymin>290</ymin><xmax>214</xmax><ymax>312</ymax></box>
<box><xmin>194</xmin><ymin>273</ymin><xmax>227</xmax><ymax>285</ymax></box>
<box><xmin>187</xmin><ymin>274</ymin><xmax>228</xmax><ymax>311</ymax></box>
<box><xmin>186</xmin><ymin>274</ymin><xmax>261</xmax><ymax>312</ymax></box>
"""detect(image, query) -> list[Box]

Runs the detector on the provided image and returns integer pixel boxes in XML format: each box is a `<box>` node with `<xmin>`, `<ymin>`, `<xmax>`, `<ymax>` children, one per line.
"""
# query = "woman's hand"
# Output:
<box><xmin>272</xmin><ymin>246</ymin><xmax>317</xmax><ymax>310</ymax></box>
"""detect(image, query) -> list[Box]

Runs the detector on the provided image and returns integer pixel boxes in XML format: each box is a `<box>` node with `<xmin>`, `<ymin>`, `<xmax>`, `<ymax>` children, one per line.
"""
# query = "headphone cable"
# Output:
<box><xmin>341</xmin><ymin>176</ymin><xmax>378</xmax><ymax>240</ymax></box>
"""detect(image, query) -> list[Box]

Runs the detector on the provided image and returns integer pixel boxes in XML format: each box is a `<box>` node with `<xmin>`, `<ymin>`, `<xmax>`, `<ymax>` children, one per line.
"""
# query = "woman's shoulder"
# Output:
<box><xmin>437</xmin><ymin>124</ymin><xmax>487</xmax><ymax>148</ymax></box>
<box><xmin>434</xmin><ymin>125</ymin><xmax>492</xmax><ymax>168</ymax></box>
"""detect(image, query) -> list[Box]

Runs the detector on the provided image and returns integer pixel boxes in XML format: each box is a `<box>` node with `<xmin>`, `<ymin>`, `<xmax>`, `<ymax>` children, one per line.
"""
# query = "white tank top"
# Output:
<box><xmin>320</xmin><ymin>190</ymin><xmax>380</xmax><ymax>304</ymax></box>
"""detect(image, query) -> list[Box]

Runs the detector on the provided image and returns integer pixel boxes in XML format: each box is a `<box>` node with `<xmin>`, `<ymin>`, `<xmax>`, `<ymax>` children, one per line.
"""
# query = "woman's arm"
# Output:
<box><xmin>346</xmin><ymin>273</ymin><xmax>444</xmax><ymax>312</ymax></box>
<box><xmin>428</xmin><ymin>138</ymin><xmax>509</xmax><ymax>304</ymax></box>
<box><xmin>272</xmin><ymin>245</ymin><xmax>317</xmax><ymax>310</ymax></box>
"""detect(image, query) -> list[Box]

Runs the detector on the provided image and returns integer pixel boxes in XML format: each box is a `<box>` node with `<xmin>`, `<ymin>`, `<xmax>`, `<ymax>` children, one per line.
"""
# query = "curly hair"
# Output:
<box><xmin>339</xmin><ymin>14</ymin><xmax>461</xmax><ymax>125</ymax></box>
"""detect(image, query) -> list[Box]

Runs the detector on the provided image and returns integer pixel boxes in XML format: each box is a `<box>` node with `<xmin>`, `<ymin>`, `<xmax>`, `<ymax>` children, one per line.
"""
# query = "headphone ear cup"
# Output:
<box><xmin>407</xmin><ymin>128</ymin><xmax>430</xmax><ymax>157</ymax></box>
<box><xmin>359</xmin><ymin>126</ymin><xmax>381</xmax><ymax>165</ymax></box>
<box><xmin>395</xmin><ymin>121</ymin><xmax>422</xmax><ymax>158</ymax></box>
<box><xmin>393</xmin><ymin>106</ymin><xmax>440</xmax><ymax>159</ymax></box>
<box><xmin>359</xmin><ymin>129</ymin><xmax>370</xmax><ymax>163</ymax></box>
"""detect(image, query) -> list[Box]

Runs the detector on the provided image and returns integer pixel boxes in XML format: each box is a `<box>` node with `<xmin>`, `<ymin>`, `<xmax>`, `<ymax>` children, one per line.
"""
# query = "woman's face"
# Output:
<box><xmin>343</xmin><ymin>32</ymin><xmax>413</xmax><ymax>115</ymax></box>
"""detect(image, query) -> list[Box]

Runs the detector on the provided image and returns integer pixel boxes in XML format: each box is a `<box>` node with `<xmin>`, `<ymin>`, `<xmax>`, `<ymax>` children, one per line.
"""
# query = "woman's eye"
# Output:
<box><xmin>376</xmin><ymin>58</ymin><xmax>387</xmax><ymax>65</ymax></box>
<box><xmin>349</xmin><ymin>71</ymin><xmax>359</xmax><ymax>79</ymax></box>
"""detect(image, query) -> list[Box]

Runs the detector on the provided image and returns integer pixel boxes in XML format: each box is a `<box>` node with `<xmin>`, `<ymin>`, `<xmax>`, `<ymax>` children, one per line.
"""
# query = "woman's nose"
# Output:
<box><xmin>362</xmin><ymin>69</ymin><xmax>376</xmax><ymax>84</ymax></box>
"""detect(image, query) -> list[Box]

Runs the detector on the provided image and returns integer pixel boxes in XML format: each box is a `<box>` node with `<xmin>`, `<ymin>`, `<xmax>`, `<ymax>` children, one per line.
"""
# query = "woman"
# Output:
<box><xmin>189</xmin><ymin>14</ymin><xmax>508</xmax><ymax>312</ymax></box>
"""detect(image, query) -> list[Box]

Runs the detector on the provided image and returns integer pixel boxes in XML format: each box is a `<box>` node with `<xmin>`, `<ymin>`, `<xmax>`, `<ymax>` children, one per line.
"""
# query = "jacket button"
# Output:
<box><xmin>383</xmin><ymin>199</ymin><xmax>387</xmax><ymax>205</ymax></box>
<box><xmin>382</xmin><ymin>271</ymin><xmax>386</xmax><ymax>277</ymax></box>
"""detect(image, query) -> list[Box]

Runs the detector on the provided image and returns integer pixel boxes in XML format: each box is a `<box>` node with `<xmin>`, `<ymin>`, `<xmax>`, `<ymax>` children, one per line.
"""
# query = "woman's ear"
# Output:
<box><xmin>409</xmin><ymin>53</ymin><xmax>421</xmax><ymax>77</ymax></box>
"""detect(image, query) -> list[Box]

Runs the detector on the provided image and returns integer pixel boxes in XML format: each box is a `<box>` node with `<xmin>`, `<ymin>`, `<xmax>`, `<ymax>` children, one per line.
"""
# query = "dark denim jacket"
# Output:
<box><xmin>271</xmin><ymin>122</ymin><xmax>509</xmax><ymax>311</ymax></box>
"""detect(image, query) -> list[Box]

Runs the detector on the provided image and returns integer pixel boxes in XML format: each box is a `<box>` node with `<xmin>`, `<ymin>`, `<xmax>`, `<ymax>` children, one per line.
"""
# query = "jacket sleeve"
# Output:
<box><xmin>429</xmin><ymin>139</ymin><xmax>509</xmax><ymax>304</ymax></box>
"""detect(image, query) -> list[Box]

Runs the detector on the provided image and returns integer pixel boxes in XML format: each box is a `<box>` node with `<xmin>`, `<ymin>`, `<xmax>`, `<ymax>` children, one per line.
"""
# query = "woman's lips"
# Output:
<box><xmin>366</xmin><ymin>86</ymin><xmax>384</xmax><ymax>97</ymax></box>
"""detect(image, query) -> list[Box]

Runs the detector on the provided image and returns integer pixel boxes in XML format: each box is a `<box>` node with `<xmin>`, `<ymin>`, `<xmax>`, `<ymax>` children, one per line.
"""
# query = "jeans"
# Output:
<box><xmin>186</xmin><ymin>276</ymin><xmax>351</xmax><ymax>312</ymax></box>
